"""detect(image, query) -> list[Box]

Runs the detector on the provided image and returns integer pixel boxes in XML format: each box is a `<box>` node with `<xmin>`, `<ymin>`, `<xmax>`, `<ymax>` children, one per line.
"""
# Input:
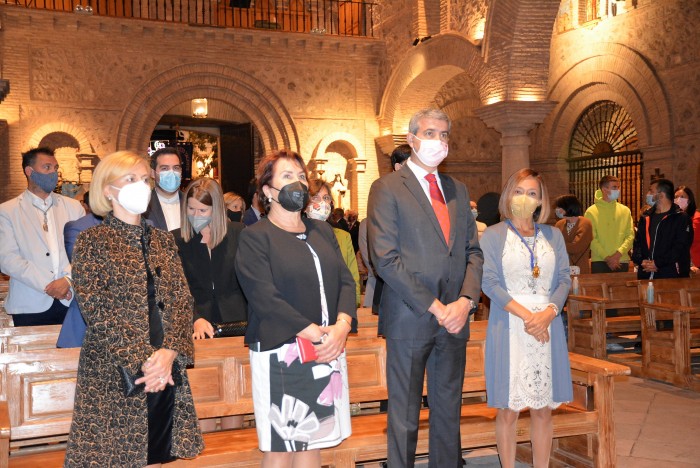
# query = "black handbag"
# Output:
<box><xmin>118</xmin><ymin>360</ymin><xmax>182</xmax><ymax>397</ymax></box>
<box><xmin>212</xmin><ymin>320</ymin><xmax>248</xmax><ymax>338</ymax></box>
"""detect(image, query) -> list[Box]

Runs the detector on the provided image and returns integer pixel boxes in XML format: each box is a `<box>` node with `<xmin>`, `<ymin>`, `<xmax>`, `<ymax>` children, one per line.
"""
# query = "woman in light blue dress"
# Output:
<box><xmin>480</xmin><ymin>168</ymin><xmax>572</xmax><ymax>468</ymax></box>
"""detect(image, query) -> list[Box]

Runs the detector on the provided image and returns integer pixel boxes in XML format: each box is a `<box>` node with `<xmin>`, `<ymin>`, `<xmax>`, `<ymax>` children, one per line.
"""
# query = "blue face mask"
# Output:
<box><xmin>30</xmin><ymin>169</ymin><xmax>58</xmax><ymax>194</ymax></box>
<box><xmin>646</xmin><ymin>193</ymin><xmax>656</xmax><ymax>206</ymax></box>
<box><xmin>471</xmin><ymin>209</ymin><xmax>479</xmax><ymax>219</ymax></box>
<box><xmin>187</xmin><ymin>215</ymin><xmax>212</xmax><ymax>234</ymax></box>
<box><xmin>609</xmin><ymin>189</ymin><xmax>620</xmax><ymax>201</ymax></box>
<box><xmin>158</xmin><ymin>170</ymin><xmax>182</xmax><ymax>193</ymax></box>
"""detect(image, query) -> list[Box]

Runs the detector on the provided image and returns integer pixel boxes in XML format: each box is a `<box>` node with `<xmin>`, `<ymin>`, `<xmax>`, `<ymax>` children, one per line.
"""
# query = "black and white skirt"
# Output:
<box><xmin>250</xmin><ymin>342</ymin><xmax>351</xmax><ymax>452</ymax></box>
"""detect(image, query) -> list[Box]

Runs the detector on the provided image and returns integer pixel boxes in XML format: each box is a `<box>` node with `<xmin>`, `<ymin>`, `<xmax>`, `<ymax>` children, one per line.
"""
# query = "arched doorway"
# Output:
<box><xmin>567</xmin><ymin>100</ymin><xmax>642</xmax><ymax>219</ymax></box>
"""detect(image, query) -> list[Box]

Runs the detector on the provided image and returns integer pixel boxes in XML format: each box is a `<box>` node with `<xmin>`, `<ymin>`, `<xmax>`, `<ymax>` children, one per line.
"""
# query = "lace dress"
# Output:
<box><xmin>502</xmin><ymin>228</ymin><xmax>562</xmax><ymax>411</ymax></box>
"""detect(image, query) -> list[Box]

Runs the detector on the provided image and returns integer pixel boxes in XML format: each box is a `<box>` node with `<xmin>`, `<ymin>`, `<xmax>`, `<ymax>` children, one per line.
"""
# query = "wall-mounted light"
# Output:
<box><xmin>74</xmin><ymin>5</ymin><xmax>93</xmax><ymax>14</ymax></box>
<box><xmin>355</xmin><ymin>159</ymin><xmax>367</xmax><ymax>173</ymax></box>
<box><xmin>314</xmin><ymin>158</ymin><xmax>328</xmax><ymax>179</ymax></box>
<box><xmin>191</xmin><ymin>98</ymin><xmax>208</xmax><ymax>118</ymax></box>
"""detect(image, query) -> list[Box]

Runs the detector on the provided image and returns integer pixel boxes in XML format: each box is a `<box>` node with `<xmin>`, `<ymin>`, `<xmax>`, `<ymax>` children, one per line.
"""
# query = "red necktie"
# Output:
<box><xmin>425</xmin><ymin>173</ymin><xmax>450</xmax><ymax>245</ymax></box>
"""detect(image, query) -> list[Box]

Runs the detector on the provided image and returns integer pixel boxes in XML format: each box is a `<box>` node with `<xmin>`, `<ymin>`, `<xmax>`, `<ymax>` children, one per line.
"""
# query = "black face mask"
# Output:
<box><xmin>271</xmin><ymin>181</ymin><xmax>309</xmax><ymax>212</ymax></box>
<box><xmin>227</xmin><ymin>209</ymin><xmax>242</xmax><ymax>223</ymax></box>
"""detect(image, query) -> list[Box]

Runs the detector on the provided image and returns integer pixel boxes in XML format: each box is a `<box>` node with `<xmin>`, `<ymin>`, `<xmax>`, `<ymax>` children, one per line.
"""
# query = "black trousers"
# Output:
<box><xmin>386</xmin><ymin>332</ymin><xmax>467</xmax><ymax>468</ymax></box>
<box><xmin>12</xmin><ymin>299</ymin><xmax>68</xmax><ymax>326</ymax></box>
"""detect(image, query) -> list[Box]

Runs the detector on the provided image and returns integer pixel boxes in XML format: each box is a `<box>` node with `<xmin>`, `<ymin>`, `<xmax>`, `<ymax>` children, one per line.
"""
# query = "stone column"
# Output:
<box><xmin>475</xmin><ymin>101</ymin><xmax>557</xmax><ymax>184</ymax></box>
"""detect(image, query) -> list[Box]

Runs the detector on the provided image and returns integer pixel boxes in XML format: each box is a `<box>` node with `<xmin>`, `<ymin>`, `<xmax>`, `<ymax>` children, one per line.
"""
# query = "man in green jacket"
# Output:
<box><xmin>584</xmin><ymin>175</ymin><xmax>635</xmax><ymax>273</ymax></box>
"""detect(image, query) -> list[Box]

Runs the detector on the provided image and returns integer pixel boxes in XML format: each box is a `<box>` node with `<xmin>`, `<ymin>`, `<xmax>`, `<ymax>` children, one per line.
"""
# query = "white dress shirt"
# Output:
<box><xmin>158</xmin><ymin>191</ymin><xmax>181</xmax><ymax>231</ymax></box>
<box><xmin>406</xmin><ymin>158</ymin><xmax>446</xmax><ymax>203</ymax></box>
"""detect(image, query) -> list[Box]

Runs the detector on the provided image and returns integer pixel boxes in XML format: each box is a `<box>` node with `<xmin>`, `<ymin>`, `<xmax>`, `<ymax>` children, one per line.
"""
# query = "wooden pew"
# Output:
<box><xmin>0</xmin><ymin>325</ymin><xmax>61</xmax><ymax>353</ymax></box>
<box><xmin>636</xmin><ymin>278</ymin><xmax>700</xmax><ymax>391</ymax></box>
<box><xmin>1</xmin><ymin>324</ymin><xmax>629</xmax><ymax>467</ymax></box>
<box><xmin>567</xmin><ymin>272</ymin><xmax>641</xmax><ymax>361</ymax></box>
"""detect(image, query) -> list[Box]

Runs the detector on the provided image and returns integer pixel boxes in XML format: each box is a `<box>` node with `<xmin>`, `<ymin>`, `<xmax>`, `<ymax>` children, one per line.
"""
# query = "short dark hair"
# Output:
<box><xmin>390</xmin><ymin>144</ymin><xmax>411</xmax><ymax>169</ymax></box>
<box><xmin>677</xmin><ymin>185</ymin><xmax>697</xmax><ymax>215</ymax></box>
<box><xmin>256</xmin><ymin>149</ymin><xmax>309</xmax><ymax>214</ymax></box>
<box><xmin>554</xmin><ymin>194</ymin><xmax>583</xmax><ymax>217</ymax></box>
<box><xmin>22</xmin><ymin>147</ymin><xmax>55</xmax><ymax>171</ymax></box>
<box><xmin>652</xmin><ymin>178</ymin><xmax>674</xmax><ymax>202</ymax></box>
<box><xmin>83</xmin><ymin>191</ymin><xmax>90</xmax><ymax>206</ymax></box>
<box><xmin>150</xmin><ymin>147</ymin><xmax>184</xmax><ymax>169</ymax></box>
<box><xmin>599</xmin><ymin>175</ymin><xmax>620</xmax><ymax>189</ymax></box>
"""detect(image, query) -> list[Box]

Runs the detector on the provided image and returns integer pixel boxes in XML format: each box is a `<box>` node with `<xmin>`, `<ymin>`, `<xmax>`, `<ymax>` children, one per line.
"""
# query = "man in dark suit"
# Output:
<box><xmin>144</xmin><ymin>147</ymin><xmax>184</xmax><ymax>231</ymax></box>
<box><xmin>367</xmin><ymin>108</ymin><xmax>483</xmax><ymax>468</ymax></box>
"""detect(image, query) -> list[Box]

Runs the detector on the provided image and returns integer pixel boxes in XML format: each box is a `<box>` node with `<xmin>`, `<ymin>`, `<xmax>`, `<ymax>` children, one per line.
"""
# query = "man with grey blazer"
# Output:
<box><xmin>0</xmin><ymin>148</ymin><xmax>84</xmax><ymax>326</ymax></box>
<box><xmin>367</xmin><ymin>109</ymin><xmax>483</xmax><ymax>468</ymax></box>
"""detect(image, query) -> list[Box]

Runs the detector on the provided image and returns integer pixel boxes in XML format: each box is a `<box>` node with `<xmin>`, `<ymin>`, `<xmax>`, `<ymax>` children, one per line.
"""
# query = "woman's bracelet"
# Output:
<box><xmin>548</xmin><ymin>303</ymin><xmax>559</xmax><ymax>316</ymax></box>
<box><xmin>336</xmin><ymin>317</ymin><xmax>352</xmax><ymax>328</ymax></box>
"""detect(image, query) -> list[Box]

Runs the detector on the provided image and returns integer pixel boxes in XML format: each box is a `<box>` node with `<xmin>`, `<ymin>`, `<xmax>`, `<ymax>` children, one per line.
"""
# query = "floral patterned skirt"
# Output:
<box><xmin>250</xmin><ymin>342</ymin><xmax>351</xmax><ymax>452</ymax></box>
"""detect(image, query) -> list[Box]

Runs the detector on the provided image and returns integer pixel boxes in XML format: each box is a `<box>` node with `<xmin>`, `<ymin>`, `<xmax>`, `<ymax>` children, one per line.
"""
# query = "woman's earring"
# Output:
<box><xmin>268</xmin><ymin>197</ymin><xmax>273</xmax><ymax>203</ymax></box>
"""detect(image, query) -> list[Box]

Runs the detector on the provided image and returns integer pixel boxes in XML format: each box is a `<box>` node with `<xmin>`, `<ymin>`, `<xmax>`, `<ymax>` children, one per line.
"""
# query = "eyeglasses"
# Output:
<box><xmin>312</xmin><ymin>195</ymin><xmax>332</xmax><ymax>203</ymax></box>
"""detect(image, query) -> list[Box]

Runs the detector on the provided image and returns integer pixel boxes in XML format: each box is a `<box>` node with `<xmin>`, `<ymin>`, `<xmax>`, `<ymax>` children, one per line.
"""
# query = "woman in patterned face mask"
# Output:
<box><xmin>234</xmin><ymin>150</ymin><xmax>357</xmax><ymax>468</ymax></box>
<box><xmin>65</xmin><ymin>151</ymin><xmax>204</xmax><ymax>467</ymax></box>
<box><xmin>306</xmin><ymin>178</ymin><xmax>361</xmax><ymax>307</ymax></box>
<box><xmin>480</xmin><ymin>168</ymin><xmax>573</xmax><ymax>468</ymax></box>
<box><xmin>675</xmin><ymin>186</ymin><xmax>700</xmax><ymax>274</ymax></box>
<box><xmin>553</xmin><ymin>194</ymin><xmax>593</xmax><ymax>275</ymax></box>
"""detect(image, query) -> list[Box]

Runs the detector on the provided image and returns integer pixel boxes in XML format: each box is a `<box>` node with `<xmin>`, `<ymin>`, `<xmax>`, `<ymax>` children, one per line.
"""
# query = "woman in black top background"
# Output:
<box><xmin>173</xmin><ymin>176</ymin><xmax>247</xmax><ymax>431</ymax></box>
<box><xmin>235</xmin><ymin>150</ymin><xmax>356</xmax><ymax>468</ymax></box>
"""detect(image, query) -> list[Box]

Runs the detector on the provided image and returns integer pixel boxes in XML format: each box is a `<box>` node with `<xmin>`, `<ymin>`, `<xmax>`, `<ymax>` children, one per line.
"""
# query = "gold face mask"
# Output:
<box><xmin>510</xmin><ymin>194</ymin><xmax>539</xmax><ymax>219</ymax></box>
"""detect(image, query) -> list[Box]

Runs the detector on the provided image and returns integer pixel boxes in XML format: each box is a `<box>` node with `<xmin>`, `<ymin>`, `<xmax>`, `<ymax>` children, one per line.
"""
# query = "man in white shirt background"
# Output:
<box><xmin>0</xmin><ymin>147</ymin><xmax>84</xmax><ymax>326</ymax></box>
<box><xmin>144</xmin><ymin>147</ymin><xmax>184</xmax><ymax>231</ymax></box>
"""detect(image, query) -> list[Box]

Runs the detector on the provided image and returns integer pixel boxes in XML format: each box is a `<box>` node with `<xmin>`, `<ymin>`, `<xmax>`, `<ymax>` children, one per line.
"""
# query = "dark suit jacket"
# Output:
<box><xmin>173</xmin><ymin>221</ymin><xmax>248</xmax><ymax>324</ymax></box>
<box><xmin>144</xmin><ymin>189</ymin><xmax>183</xmax><ymax>231</ymax></box>
<box><xmin>235</xmin><ymin>217</ymin><xmax>357</xmax><ymax>350</ymax></box>
<box><xmin>242</xmin><ymin>207</ymin><xmax>261</xmax><ymax>226</ymax></box>
<box><xmin>349</xmin><ymin>221</ymin><xmax>360</xmax><ymax>253</ymax></box>
<box><xmin>366</xmin><ymin>164</ymin><xmax>483</xmax><ymax>339</ymax></box>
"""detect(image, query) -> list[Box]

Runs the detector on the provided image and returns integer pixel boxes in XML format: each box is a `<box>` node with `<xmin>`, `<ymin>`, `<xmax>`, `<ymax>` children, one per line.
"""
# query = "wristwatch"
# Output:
<box><xmin>462</xmin><ymin>295</ymin><xmax>478</xmax><ymax>312</ymax></box>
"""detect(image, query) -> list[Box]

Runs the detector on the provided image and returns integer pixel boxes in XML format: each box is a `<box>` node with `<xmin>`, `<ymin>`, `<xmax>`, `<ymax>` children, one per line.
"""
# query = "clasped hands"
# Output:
<box><xmin>522</xmin><ymin>306</ymin><xmax>556</xmax><ymax>344</ymax></box>
<box><xmin>299</xmin><ymin>314</ymin><xmax>353</xmax><ymax>364</ymax></box>
<box><xmin>604</xmin><ymin>251</ymin><xmax>624</xmax><ymax>271</ymax></box>
<box><xmin>135</xmin><ymin>348</ymin><xmax>177</xmax><ymax>393</ymax></box>
<box><xmin>640</xmin><ymin>259</ymin><xmax>658</xmax><ymax>273</ymax></box>
<box><xmin>429</xmin><ymin>297</ymin><xmax>470</xmax><ymax>334</ymax></box>
<box><xmin>44</xmin><ymin>277</ymin><xmax>72</xmax><ymax>301</ymax></box>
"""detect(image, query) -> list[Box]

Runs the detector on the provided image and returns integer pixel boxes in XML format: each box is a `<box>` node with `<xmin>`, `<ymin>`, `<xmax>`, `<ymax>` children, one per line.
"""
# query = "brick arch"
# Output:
<box><xmin>312</xmin><ymin>132</ymin><xmax>363</xmax><ymax>161</ymax></box>
<box><xmin>27</xmin><ymin>123</ymin><xmax>93</xmax><ymax>154</ymax></box>
<box><xmin>378</xmin><ymin>33</ymin><xmax>488</xmax><ymax>133</ymax></box>
<box><xmin>116</xmin><ymin>63</ymin><xmax>299</xmax><ymax>154</ymax></box>
<box><xmin>543</xmin><ymin>45</ymin><xmax>672</xmax><ymax>160</ymax></box>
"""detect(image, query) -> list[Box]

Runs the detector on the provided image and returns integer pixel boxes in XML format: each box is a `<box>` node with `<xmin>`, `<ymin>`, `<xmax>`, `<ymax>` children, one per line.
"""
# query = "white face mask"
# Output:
<box><xmin>675</xmin><ymin>197</ymin><xmax>689</xmax><ymax>211</ymax></box>
<box><xmin>307</xmin><ymin>200</ymin><xmax>331</xmax><ymax>221</ymax></box>
<box><xmin>555</xmin><ymin>208</ymin><xmax>566</xmax><ymax>219</ymax></box>
<box><xmin>608</xmin><ymin>189</ymin><xmax>620</xmax><ymax>201</ymax></box>
<box><xmin>411</xmin><ymin>135</ymin><xmax>448</xmax><ymax>167</ymax></box>
<box><xmin>110</xmin><ymin>180</ymin><xmax>152</xmax><ymax>215</ymax></box>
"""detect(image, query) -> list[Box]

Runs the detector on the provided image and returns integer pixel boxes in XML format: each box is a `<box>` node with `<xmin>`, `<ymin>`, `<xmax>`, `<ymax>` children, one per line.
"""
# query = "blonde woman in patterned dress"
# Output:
<box><xmin>65</xmin><ymin>151</ymin><xmax>203</xmax><ymax>467</ymax></box>
<box><xmin>480</xmin><ymin>168</ymin><xmax>572</xmax><ymax>468</ymax></box>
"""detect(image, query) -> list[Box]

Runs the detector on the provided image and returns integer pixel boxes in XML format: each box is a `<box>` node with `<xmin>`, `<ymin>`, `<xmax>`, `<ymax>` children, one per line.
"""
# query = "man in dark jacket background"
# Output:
<box><xmin>632</xmin><ymin>178</ymin><xmax>691</xmax><ymax>279</ymax></box>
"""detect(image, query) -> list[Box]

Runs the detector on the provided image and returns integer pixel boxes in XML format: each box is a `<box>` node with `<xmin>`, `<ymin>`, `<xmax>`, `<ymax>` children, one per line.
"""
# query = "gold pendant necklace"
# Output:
<box><xmin>532</xmin><ymin>264</ymin><xmax>540</xmax><ymax>278</ymax></box>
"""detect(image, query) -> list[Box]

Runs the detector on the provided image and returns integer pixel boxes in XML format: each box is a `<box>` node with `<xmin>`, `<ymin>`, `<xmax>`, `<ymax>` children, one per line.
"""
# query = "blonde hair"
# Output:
<box><xmin>223</xmin><ymin>191</ymin><xmax>246</xmax><ymax>212</ymax></box>
<box><xmin>90</xmin><ymin>151</ymin><xmax>150</xmax><ymax>217</ymax></box>
<box><xmin>180</xmin><ymin>177</ymin><xmax>228</xmax><ymax>247</ymax></box>
<box><xmin>498</xmin><ymin>168</ymin><xmax>550</xmax><ymax>223</ymax></box>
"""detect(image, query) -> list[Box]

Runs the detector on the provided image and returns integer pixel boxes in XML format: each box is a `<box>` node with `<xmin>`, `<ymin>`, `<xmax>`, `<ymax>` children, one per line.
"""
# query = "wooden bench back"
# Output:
<box><xmin>0</xmin><ymin>334</ymin><xmax>391</xmax><ymax>448</ymax></box>
<box><xmin>0</xmin><ymin>325</ymin><xmax>61</xmax><ymax>353</ymax></box>
<box><xmin>636</xmin><ymin>277</ymin><xmax>700</xmax><ymax>305</ymax></box>
<box><xmin>575</xmin><ymin>272</ymin><xmax>637</xmax><ymax>298</ymax></box>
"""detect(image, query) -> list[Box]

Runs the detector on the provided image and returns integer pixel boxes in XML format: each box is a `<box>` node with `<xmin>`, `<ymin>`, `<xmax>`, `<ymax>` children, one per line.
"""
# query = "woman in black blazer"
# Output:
<box><xmin>173</xmin><ymin>177</ymin><xmax>247</xmax><ymax>430</ymax></box>
<box><xmin>235</xmin><ymin>150</ymin><xmax>357</xmax><ymax>468</ymax></box>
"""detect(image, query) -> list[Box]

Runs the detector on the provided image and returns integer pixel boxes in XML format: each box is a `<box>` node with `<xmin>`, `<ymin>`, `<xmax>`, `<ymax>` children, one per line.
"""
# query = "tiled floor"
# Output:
<box><xmin>361</xmin><ymin>376</ymin><xmax>700</xmax><ymax>467</ymax></box>
<box><xmin>613</xmin><ymin>376</ymin><xmax>700</xmax><ymax>467</ymax></box>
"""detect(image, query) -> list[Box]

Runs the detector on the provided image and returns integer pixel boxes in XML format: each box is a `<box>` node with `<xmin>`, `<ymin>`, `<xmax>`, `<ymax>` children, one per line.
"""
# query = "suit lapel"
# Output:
<box><xmin>401</xmin><ymin>168</ymin><xmax>448</xmax><ymax>248</ymax></box>
<box><xmin>19</xmin><ymin>193</ymin><xmax>49</xmax><ymax>250</ymax></box>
